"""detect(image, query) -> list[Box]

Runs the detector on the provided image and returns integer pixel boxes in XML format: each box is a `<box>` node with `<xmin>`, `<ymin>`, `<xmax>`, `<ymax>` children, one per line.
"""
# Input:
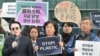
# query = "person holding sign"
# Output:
<box><xmin>2</xmin><ymin>21</ymin><xmax>33</xmax><ymax>56</ymax></box>
<box><xmin>66</xmin><ymin>17</ymin><xmax>100</xmax><ymax>56</ymax></box>
<box><xmin>34</xmin><ymin>21</ymin><xmax>68</xmax><ymax>56</ymax></box>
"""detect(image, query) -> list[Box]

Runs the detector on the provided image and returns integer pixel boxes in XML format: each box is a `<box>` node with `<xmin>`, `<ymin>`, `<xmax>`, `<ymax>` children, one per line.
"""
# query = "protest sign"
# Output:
<box><xmin>90</xmin><ymin>12</ymin><xmax>100</xmax><ymax>28</ymax></box>
<box><xmin>75</xmin><ymin>40</ymin><xmax>100</xmax><ymax>56</ymax></box>
<box><xmin>16</xmin><ymin>1</ymin><xmax>48</xmax><ymax>26</ymax></box>
<box><xmin>54</xmin><ymin>1</ymin><xmax>81</xmax><ymax>27</ymax></box>
<box><xmin>36</xmin><ymin>36</ymin><xmax>62</xmax><ymax>55</ymax></box>
<box><xmin>1</xmin><ymin>2</ymin><xmax>16</xmax><ymax>18</ymax></box>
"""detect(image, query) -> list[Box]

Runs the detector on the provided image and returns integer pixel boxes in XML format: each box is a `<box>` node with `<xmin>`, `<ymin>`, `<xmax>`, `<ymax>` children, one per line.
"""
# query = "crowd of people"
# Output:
<box><xmin>1</xmin><ymin>17</ymin><xmax>100</xmax><ymax>56</ymax></box>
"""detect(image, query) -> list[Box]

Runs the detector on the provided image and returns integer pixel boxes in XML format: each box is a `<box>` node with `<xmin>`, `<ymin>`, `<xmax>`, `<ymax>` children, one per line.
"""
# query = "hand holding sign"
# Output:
<box><xmin>72</xmin><ymin>48</ymin><xmax>78</xmax><ymax>52</ymax></box>
<box><xmin>59</xmin><ymin>41</ymin><xmax>64</xmax><ymax>50</ymax></box>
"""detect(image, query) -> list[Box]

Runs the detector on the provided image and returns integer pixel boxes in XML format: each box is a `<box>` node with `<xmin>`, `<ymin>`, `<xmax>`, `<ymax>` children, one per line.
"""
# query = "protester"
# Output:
<box><xmin>29</xmin><ymin>26</ymin><xmax>39</xmax><ymax>48</ymax></box>
<box><xmin>62</xmin><ymin>22</ymin><xmax>73</xmax><ymax>44</ymax></box>
<box><xmin>2</xmin><ymin>21</ymin><xmax>33</xmax><ymax>56</ymax></box>
<box><xmin>66</xmin><ymin>17</ymin><xmax>100</xmax><ymax>56</ymax></box>
<box><xmin>28</xmin><ymin>26</ymin><xmax>40</xmax><ymax>56</ymax></box>
<box><xmin>34</xmin><ymin>21</ymin><xmax>68</xmax><ymax>56</ymax></box>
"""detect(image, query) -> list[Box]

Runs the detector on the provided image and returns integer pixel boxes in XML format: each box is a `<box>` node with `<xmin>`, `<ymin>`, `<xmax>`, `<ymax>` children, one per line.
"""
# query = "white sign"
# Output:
<box><xmin>75</xmin><ymin>40</ymin><xmax>100</xmax><ymax>56</ymax></box>
<box><xmin>1</xmin><ymin>2</ymin><xmax>16</xmax><ymax>18</ymax></box>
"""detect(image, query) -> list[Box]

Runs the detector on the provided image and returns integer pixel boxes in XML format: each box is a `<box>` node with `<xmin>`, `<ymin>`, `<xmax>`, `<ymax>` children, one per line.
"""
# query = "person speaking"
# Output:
<box><xmin>2</xmin><ymin>21</ymin><xmax>34</xmax><ymax>56</ymax></box>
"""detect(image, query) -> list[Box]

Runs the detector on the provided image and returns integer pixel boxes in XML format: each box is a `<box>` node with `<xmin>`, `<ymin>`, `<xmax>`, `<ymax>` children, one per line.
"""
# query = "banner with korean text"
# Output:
<box><xmin>1</xmin><ymin>2</ymin><xmax>16</xmax><ymax>18</ymax></box>
<box><xmin>16</xmin><ymin>1</ymin><xmax>48</xmax><ymax>26</ymax></box>
<box><xmin>75</xmin><ymin>40</ymin><xmax>100</xmax><ymax>56</ymax></box>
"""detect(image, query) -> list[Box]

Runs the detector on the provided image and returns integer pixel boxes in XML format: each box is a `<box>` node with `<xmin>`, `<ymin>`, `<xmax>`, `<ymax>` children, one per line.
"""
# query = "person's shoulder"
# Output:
<box><xmin>90</xmin><ymin>32</ymin><xmax>99</xmax><ymax>39</ymax></box>
<box><xmin>4</xmin><ymin>34</ymin><xmax>14</xmax><ymax>41</ymax></box>
<box><xmin>90</xmin><ymin>33</ymin><xmax>97</xmax><ymax>36</ymax></box>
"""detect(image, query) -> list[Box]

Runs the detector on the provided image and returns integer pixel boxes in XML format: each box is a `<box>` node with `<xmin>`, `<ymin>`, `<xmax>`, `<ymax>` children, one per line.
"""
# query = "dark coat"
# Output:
<box><xmin>62</xmin><ymin>32</ymin><xmax>73</xmax><ymax>44</ymax></box>
<box><xmin>2</xmin><ymin>35</ymin><xmax>34</xmax><ymax>56</ymax></box>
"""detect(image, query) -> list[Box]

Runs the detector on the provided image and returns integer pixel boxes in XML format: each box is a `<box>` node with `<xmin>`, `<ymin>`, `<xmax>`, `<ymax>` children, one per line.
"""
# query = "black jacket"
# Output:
<box><xmin>62</xmin><ymin>32</ymin><xmax>73</xmax><ymax>44</ymax></box>
<box><xmin>2</xmin><ymin>35</ymin><xmax>34</xmax><ymax>56</ymax></box>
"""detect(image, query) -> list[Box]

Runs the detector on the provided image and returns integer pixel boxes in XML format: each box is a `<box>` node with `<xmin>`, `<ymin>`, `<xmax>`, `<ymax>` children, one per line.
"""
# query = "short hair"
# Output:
<box><xmin>28</xmin><ymin>26</ymin><xmax>40</xmax><ymax>37</ymax></box>
<box><xmin>81</xmin><ymin>17</ymin><xmax>90</xmax><ymax>21</ymax></box>
<box><xmin>9</xmin><ymin>21</ymin><xmax>21</xmax><ymax>30</ymax></box>
<box><xmin>81</xmin><ymin>17</ymin><xmax>93</xmax><ymax>25</ymax></box>
<box><xmin>62</xmin><ymin>22</ymin><xmax>73</xmax><ymax>27</ymax></box>
<box><xmin>43</xmin><ymin>21</ymin><xmax>58</xmax><ymax>36</ymax></box>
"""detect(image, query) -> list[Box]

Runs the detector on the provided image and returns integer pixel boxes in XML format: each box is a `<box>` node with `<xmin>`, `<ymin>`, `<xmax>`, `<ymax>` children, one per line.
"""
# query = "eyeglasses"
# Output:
<box><xmin>11</xmin><ymin>27</ymin><xmax>19</xmax><ymax>31</ymax></box>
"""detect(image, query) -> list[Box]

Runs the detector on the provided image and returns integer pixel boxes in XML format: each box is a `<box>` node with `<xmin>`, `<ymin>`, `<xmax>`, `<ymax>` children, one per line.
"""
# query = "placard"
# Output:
<box><xmin>1</xmin><ymin>2</ymin><xmax>16</xmax><ymax>18</ymax></box>
<box><xmin>90</xmin><ymin>12</ymin><xmax>100</xmax><ymax>28</ymax></box>
<box><xmin>36</xmin><ymin>36</ymin><xmax>62</xmax><ymax>55</ymax></box>
<box><xmin>16</xmin><ymin>1</ymin><xmax>48</xmax><ymax>26</ymax></box>
<box><xmin>54</xmin><ymin>1</ymin><xmax>81</xmax><ymax>27</ymax></box>
<box><xmin>75</xmin><ymin>40</ymin><xmax>100</xmax><ymax>56</ymax></box>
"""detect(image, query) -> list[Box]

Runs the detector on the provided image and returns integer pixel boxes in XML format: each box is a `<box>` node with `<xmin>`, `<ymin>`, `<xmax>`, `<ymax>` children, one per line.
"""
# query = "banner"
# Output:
<box><xmin>36</xmin><ymin>36</ymin><xmax>62</xmax><ymax>55</ymax></box>
<box><xmin>1</xmin><ymin>2</ymin><xmax>16</xmax><ymax>18</ymax></box>
<box><xmin>90</xmin><ymin>12</ymin><xmax>100</xmax><ymax>28</ymax></box>
<box><xmin>75</xmin><ymin>40</ymin><xmax>100</xmax><ymax>56</ymax></box>
<box><xmin>54</xmin><ymin>1</ymin><xmax>81</xmax><ymax>27</ymax></box>
<box><xmin>16</xmin><ymin>1</ymin><xmax>48</xmax><ymax>26</ymax></box>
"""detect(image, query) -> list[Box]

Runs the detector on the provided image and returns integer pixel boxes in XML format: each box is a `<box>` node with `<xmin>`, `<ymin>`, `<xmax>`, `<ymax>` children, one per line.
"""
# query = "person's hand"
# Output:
<box><xmin>72</xmin><ymin>48</ymin><xmax>78</xmax><ymax>52</ymax></box>
<box><xmin>34</xmin><ymin>45</ymin><xmax>39</xmax><ymax>52</ymax></box>
<box><xmin>12</xmin><ymin>41</ymin><xmax>18</xmax><ymax>48</ymax></box>
<box><xmin>59</xmin><ymin>41</ymin><xmax>65</xmax><ymax>50</ymax></box>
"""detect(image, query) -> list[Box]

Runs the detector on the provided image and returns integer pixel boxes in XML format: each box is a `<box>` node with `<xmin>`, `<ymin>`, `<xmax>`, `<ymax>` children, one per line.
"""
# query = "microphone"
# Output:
<box><xmin>13</xmin><ymin>34</ymin><xmax>20</xmax><ymax>49</ymax></box>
